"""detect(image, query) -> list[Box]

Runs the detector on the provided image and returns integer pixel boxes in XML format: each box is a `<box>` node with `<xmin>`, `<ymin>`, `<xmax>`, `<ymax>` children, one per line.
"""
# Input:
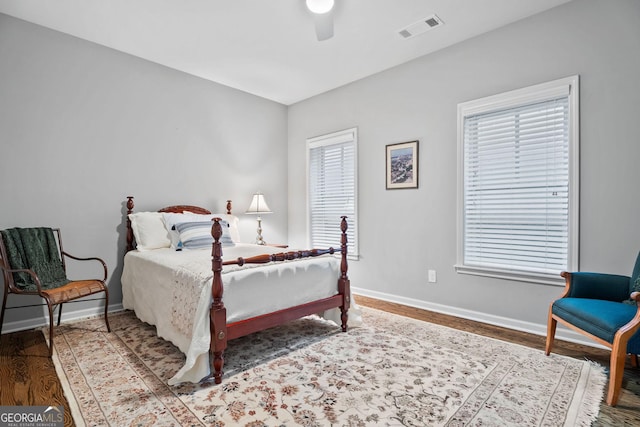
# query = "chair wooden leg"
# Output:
<box><xmin>607</xmin><ymin>341</ymin><xmax>628</xmax><ymax>406</ymax></box>
<box><xmin>631</xmin><ymin>354</ymin><xmax>639</xmax><ymax>368</ymax></box>
<box><xmin>545</xmin><ymin>309</ymin><xmax>557</xmax><ymax>356</ymax></box>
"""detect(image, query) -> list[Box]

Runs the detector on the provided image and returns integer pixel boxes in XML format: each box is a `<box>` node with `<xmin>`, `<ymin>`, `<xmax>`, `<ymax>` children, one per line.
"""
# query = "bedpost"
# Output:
<box><xmin>226</xmin><ymin>200</ymin><xmax>232</xmax><ymax>215</ymax></box>
<box><xmin>339</xmin><ymin>216</ymin><xmax>350</xmax><ymax>332</ymax></box>
<box><xmin>210</xmin><ymin>218</ymin><xmax>227</xmax><ymax>384</ymax></box>
<box><xmin>126</xmin><ymin>196</ymin><xmax>135</xmax><ymax>252</ymax></box>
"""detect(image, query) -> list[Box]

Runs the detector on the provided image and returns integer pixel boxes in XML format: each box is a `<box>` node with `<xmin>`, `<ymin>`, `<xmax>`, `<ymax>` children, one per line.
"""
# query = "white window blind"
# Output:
<box><xmin>457</xmin><ymin>76</ymin><xmax>579</xmax><ymax>283</ymax></box>
<box><xmin>308</xmin><ymin>128</ymin><xmax>358</xmax><ymax>258</ymax></box>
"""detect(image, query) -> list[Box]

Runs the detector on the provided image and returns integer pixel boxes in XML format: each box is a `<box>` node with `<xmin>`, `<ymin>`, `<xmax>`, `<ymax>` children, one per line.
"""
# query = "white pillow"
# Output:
<box><xmin>128</xmin><ymin>212</ymin><xmax>171</xmax><ymax>251</ymax></box>
<box><xmin>163</xmin><ymin>212</ymin><xmax>239</xmax><ymax>250</ymax></box>
<box><xmin>184</xmin><ymin>212</ymin><xmax>241</xmax><ymax>243</ymax></box>
<box><xmin>161</xmin><ymin>212</ymin><xmax>193</xmax><ymax>249</ymax></box>
<box><xmin>174</xmin><ymin>221</ymin><xmax>235</xmax><ymax>250</ymax></box>
<box><xmin>210</xmin><ymin>214</ymin><xmax>241</xmax><ymax>243</ymax></box>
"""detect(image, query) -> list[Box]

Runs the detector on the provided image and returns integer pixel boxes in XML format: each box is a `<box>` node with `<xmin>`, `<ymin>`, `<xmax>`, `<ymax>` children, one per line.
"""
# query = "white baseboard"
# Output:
<box><xmin>3</xmin><ymin>289</ymin><xmax>608</xmax><ymax>352</ymax></box>
<box><xmin>1</xmin><ymin>303</ymin><xmax>124</xmax><ymax>335</ymax></box>
<box><xmin>352</xmin><ymin>287</ymin><xmax>608</xmax><ymax>350</ymax></box>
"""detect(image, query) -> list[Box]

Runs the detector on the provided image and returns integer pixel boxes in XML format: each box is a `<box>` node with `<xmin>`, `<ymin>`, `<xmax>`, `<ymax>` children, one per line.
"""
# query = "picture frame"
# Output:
<box><xmin>386</xmin><ymin>140</ymin><xmax>419</xmax><ymax>189</ymax></box>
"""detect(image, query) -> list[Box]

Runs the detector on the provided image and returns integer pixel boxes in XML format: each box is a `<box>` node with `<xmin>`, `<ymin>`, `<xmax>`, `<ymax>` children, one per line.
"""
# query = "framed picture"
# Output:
<box><xmin>386</xmin><ymin>140</ymin><xmax>419</xmax><ymax>189</ymax></box>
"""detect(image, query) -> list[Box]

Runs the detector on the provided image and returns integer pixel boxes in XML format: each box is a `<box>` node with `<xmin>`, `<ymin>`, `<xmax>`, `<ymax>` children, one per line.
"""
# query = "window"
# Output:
<box><xmin>456</xmin><ymin>76</ymin><xmax>579</xmax><ymax>284</ymax></box>
<box><xmin>307</xmin><ymin>128</ymin><xmax>358</xmax><ymax>259</ymax></box>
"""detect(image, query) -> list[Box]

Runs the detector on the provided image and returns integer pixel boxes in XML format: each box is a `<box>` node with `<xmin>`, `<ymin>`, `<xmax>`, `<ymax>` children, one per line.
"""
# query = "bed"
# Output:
<box><xmin>121</xmin><ymin>196</ymin><xmax>356</xmax><ymax>385</ymax></box>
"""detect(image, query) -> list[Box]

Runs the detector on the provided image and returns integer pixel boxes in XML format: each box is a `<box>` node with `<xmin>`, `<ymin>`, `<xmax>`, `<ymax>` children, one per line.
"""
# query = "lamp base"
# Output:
<box><xmin>255</xmin><ymin>217</ymin><xmax>266</xmax><ymax>245</ymax></box>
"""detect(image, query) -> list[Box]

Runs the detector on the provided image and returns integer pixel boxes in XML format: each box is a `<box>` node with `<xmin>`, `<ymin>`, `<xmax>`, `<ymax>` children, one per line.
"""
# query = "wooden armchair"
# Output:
<box><xmin>0</xmin><ymin>227</ymin><xmax>110</xmax><ymax>356</ymax></box>
<box><xmin>545</xmin><ymin>252</ymin><xmax>640</xmax><ymax>406</ymax></box>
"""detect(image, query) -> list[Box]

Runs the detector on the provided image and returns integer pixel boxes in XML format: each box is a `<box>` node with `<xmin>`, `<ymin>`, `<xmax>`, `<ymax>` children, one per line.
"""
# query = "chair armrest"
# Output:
<box><xmin>0</xmin><ymin>263</ymin><xmax>44</xmax><ymax>293</ymax></box>
<box><xmin>563</xmin><ymin>271</ymin><xmax>630</xmax><ymax>301</ymax></box>
<box><xmin>62</xmin><ymin>252</ymin><xmax>108</xmax><ymax>282</ymax></box>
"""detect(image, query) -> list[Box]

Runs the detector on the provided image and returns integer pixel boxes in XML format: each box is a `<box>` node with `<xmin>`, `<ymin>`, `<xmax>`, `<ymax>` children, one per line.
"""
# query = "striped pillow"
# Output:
<box><xmin>174</xmin><ymin>221</ymin><xmax>235</xmax><ymax>250</ymax></box>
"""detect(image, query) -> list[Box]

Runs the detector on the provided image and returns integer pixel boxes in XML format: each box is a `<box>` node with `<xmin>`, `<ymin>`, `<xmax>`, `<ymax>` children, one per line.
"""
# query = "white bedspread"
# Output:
<box><xmin>121</xmin><ymin>243</ymin><xmax>360</xmax><ymax>385</ymax></box>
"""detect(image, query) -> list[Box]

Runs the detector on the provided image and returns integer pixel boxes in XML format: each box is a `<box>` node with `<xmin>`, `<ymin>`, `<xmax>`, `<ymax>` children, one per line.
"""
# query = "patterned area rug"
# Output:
<box><xmin>48</xmin><ymin>308</ymin><xmax>606</xmax><ymax>426</ymax></box>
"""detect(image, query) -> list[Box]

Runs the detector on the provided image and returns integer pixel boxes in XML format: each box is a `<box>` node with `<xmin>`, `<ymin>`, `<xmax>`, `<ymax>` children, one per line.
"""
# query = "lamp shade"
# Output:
<box><xmin>246</xmin><ymin>192</ymin><xmax>272</xmax><ymax>214</ymax></box>
<box><xmin>306</xmin><ymin>0</ymin><xmax>334</xmax><ymax>14</ymax></box>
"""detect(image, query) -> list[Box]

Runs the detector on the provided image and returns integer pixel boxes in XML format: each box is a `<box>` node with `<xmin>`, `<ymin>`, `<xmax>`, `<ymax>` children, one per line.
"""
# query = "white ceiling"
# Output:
<box><xmin>0</xmin><ymin>0</ymin><xmax>571</xmax><ymax>105</ymax></box>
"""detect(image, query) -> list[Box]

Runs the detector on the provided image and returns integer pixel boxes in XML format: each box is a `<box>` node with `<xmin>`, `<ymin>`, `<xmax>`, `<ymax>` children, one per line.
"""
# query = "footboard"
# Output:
<box><xmin>208</xmin><ymin>217</ymin><xmax>350</xmax><ymax>384</ymax></box>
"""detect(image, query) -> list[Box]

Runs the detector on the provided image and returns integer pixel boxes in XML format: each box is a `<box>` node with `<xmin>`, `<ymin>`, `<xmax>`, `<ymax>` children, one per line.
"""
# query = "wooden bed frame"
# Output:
<box><xmin>124</xmin><ymin>196</ymin><xmax>350</xmax><ymax>384</ymax></box>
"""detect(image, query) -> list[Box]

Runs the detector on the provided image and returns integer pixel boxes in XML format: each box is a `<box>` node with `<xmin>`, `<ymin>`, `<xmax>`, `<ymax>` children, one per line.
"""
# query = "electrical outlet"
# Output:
<box><xmin>428</xmin><ymin>269</ymin><xmax>437</xmax><ymax>283</ymax></box>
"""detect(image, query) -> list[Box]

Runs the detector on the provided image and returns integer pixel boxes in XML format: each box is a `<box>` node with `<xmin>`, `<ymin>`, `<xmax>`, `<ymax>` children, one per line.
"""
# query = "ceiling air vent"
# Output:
<box><xmin>398</xmin><ymin>14</ymin><xmax>444</xmax><ymax>39</ymax></box>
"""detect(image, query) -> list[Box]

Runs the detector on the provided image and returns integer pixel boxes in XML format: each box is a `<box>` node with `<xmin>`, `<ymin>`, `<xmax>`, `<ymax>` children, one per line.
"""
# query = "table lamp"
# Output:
<box><xmin>245</xmin><ymin>192</ymin><xmax>272</xmax><ymax>245</ymax></box>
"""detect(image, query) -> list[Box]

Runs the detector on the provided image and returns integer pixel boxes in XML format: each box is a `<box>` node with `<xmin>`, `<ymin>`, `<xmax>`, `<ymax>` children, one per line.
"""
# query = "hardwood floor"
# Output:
<box><xmin>1</xmin><ymin>296</ymin><xmax>639</xmax><ymax>426</ymax></box>
<box><xmin>0</xmin><ymin>329</ymin><xmax>74</xmax><ymax>427</ymax></box>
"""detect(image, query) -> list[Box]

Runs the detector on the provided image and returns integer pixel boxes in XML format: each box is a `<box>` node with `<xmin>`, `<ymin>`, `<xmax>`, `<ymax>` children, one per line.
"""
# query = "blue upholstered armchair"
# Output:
<box><xmin>546</xmin><ymin>252</ymin><xmax>640</xmax><ymax>406</ymax></box>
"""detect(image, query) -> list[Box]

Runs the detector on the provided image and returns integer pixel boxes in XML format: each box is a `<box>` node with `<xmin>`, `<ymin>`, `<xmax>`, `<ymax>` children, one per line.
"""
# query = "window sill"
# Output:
<box><xmin>454</xmin><ymin>264</ymin><xmax>564</xmax><ymax>286</ymax></box>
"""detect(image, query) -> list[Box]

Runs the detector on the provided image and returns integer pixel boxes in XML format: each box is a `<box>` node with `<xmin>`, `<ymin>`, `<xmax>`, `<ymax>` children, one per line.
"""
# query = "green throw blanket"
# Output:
<box><xmin>1</xmin><ymin>227</ymin><xmax>70</xmax><ymax>291</ymax></box>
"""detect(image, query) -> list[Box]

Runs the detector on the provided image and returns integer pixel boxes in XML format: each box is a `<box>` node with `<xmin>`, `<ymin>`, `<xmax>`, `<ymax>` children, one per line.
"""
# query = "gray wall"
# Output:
<box><xmin>0</xmin><ymin>14</ymin><xmax>288</xmax><ymax>331</ymax></box>
<box><xmin>2</xmin><ymin>0</ymin><xmax>639</xmax><ymax>343</ymax></box>
<box><xmin>288</xmin><ymin>0</ymin><xmax>640</xmax><ymax>339</ymax></box>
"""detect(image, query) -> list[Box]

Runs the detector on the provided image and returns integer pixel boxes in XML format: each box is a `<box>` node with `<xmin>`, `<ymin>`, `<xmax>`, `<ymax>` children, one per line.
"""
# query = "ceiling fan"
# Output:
<box><xmin>306</xmin><ymin>0</ymin><xmax>335</xmax><ymax>41</ymax></box>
